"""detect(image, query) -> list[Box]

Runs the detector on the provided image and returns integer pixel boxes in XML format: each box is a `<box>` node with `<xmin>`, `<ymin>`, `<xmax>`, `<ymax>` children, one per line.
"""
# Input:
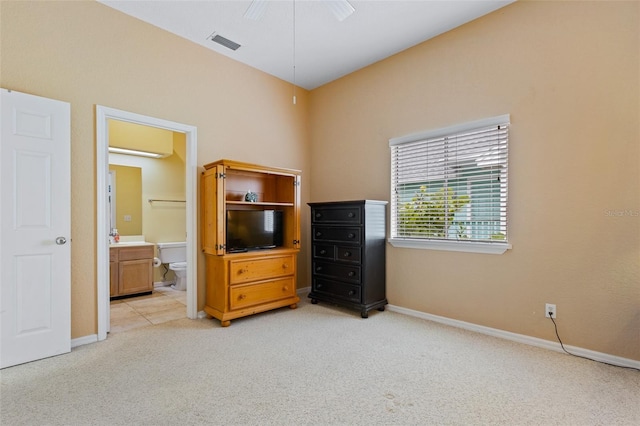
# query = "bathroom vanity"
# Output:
<box><xmin>109</xmin><ymin>242</ymin><xmax>155</xmax><ymax>298</ymax></box>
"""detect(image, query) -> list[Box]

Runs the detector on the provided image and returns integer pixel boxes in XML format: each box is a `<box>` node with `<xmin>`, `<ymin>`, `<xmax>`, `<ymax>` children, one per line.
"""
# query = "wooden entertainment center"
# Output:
<box><xmin>201</xmin><ymin>159</ymin><xmax>301</xmax><ymax>327</ymax></box>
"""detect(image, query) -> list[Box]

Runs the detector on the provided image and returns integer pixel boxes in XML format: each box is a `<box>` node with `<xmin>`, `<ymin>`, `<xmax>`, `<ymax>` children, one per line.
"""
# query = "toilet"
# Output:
<box><xmin>156</xmin><ymin>242</ymin><xmax>187</xmax><ymax>291</ymax></box>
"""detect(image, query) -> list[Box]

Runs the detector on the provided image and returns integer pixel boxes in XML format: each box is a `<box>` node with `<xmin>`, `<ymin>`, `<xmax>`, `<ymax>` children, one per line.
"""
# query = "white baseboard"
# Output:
<box><xmin>297</xmin><ymin>286</ymin><xmax>310</xmax><ymax>296</ymax></box>
<box><xmin>71</xmin><ymin>334</ymin><xmax>98</xmax><ymax>348</ymax></box>
<box><xmin>387</xmin><ymin>304</ymin><xmax>640</xmax><ymax>370</ymax></box>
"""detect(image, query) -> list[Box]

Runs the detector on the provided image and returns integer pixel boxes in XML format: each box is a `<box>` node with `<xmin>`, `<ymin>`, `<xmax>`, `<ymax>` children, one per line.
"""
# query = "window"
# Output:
<box><xmin>389</xmin><ymin>115</ymin><xmax>511</xmax><ymax>254</ymax></box>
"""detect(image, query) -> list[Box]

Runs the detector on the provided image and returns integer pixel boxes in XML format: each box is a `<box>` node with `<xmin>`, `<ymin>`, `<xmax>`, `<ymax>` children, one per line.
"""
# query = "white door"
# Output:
<box><xmin>0</xmin><ymin>89</ymin><xmax>71</xmax><ymax>369</ymax></box>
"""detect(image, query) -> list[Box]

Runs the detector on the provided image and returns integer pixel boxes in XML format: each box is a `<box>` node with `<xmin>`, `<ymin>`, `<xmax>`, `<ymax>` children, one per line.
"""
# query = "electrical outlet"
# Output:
<box><xmin>545</xmin><ymin>303</ymin><xmax>556</xmax><ymax>319</ymax></box>
<box><xmin>124</xmin><ymin>215</ymin><xmax>132</xmax><ymax>222</ymax></box>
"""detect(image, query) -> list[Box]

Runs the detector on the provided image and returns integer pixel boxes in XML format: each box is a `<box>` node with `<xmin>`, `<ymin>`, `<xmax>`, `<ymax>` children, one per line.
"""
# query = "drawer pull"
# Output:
<box><xmin>238</xmin><ymin>294</ymin><xmax>247</xmax><ymax>300</ymax></box>
<box><xmin>319</xmin><ymin>249</ymin><xmax>327</xmax><ymax>255</ymax></box>
<box><xmin>282</xmin><ymin>285</ymin><xmax>289</xmax><ymax>292</ymax></box>
<box><xmin>316</xmin><ymin>266</ymin><xmax>323</xmax><ymax>272</ymax></box>
<box><xmin>315</xmin><ymin>212</ymin><xmax>322</xmax><ymax>218</ymax></box>
<box><xmin>282</xmin><ymin>263</ymin><xmax>289</xmax><ymax>269</ymax></box>
<box><xmin>347</xmin><ymin>212</ymin><xmax>355</xmax><ymax>218</ymax></box>
<box><xmin>238</xmin><ymin>268</ymin><xmax>248</xmax><ymax>274</ymax></box>
<box><xmin>348</xmin><ymin>271</ymin><xmax>355</xmax><ymax>277</ymax></box>
<box><xmin>317</xmin><ymin>283</ymin><xmax>323</xmax><ymax>289</ymax></box>
<box><xmin>348</xmin><ymin>290</ymin><xmax>355</xmax><ymax>296</ymax></box>
<box><xmin>316</xmin><ymin>231</ymin><xmax>323</xmax><ymax>237</ymax></box>
<box><xmin>348</xmin><ymin>233</ymin><xmax>355</xmax><ymax>239</ymax></box>
<box><xmin>343</xmin><ymin>251</ymin><xmax>351</xmax><ymax>257</ymax></box>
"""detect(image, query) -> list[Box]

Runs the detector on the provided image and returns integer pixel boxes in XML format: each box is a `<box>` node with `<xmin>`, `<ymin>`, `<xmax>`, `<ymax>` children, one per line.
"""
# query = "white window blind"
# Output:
<box><xmin>389</xmin><ymin>115</ymin><xmax>509</xmax><ymax>250</ymax></box>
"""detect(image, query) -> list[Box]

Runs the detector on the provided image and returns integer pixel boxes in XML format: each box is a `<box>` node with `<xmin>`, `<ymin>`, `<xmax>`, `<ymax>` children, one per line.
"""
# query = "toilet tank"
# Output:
<box><xmin>156</xmin><ymin>242</ymin><xmax>186</xmax><ymax>264</ymax></box>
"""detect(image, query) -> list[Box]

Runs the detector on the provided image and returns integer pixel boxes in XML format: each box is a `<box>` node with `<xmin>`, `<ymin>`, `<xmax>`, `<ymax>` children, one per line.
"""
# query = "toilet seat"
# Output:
<box><xmin>169</xmin><ymin>261</ymin><xmax>187</xmax><ymax>269</ymax></box>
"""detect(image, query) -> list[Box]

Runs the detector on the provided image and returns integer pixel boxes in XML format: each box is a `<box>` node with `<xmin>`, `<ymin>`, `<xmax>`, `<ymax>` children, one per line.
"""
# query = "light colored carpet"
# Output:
<box><xmin>1</xmin><ymin>298</ymin><xmax>639</xmax><ymax>425</ymax></box>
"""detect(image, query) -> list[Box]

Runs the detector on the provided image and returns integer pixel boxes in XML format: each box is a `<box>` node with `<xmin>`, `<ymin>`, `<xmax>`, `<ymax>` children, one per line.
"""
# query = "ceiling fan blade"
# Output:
<box><xmin>244</xmin><ymin>0</ymin><xmax>355</xmax><ymax>22</ymax></box>
<box><xmin>324</xmin><ymin>0</ymin><xmax>355</xmax><ymax>22</ymax></box>
<box><xmin>244</xmin><ymin>0</ymin><xmax>268</xmax><ymax>21</ymax></box>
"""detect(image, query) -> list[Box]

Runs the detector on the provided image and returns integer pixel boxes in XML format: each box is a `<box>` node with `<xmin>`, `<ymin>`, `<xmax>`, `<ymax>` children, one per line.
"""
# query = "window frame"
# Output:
<box><xmin>389</xmin><ymin>114</ymin><xmax>512</xmax><ymax>255</ymax></box>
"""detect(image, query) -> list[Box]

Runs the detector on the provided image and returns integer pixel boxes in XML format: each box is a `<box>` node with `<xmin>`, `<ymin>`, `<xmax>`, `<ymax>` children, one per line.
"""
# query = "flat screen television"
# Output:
<box><xmin>226</xmin><ymin>210</ymin><xmax>283</xmax><ymax>253</ymax></box>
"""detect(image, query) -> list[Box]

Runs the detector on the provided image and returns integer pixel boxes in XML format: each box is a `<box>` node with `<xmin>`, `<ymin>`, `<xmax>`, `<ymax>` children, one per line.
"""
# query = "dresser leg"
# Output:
<box><xmin>289</xmin><ymin>303</ymin><xmax>298</xmax><ymax>309</ymax></box>
<box><xmin>220</xmin><ymin>320</ymin><xmax>231</xmax><ymax>327</ymax></box>
<box><xmin>311</xmin><ymin>299</ymin><xmax>318</xmax><ymax>304</ymax></box>
<box><xmin>361</xmin><ymin>310</ymin><xmax>369</xmax><ymax>319</ymax></box>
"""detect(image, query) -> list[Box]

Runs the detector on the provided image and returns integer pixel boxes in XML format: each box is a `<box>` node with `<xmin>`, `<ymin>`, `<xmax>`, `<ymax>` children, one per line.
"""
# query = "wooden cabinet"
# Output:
<box><xmin>308</xmin><ymin>200</ymin><xmax>388</xmax><ymax>318</ymax></box>
<box><xmin>110</xmin><ymin>245</ymin><xmax>154</xmax><ymax>298</ymax></box>
<box><xmin>201</xmin><ymin>159</ymin><xmax>301</xmax><ymax>326</ymax></box>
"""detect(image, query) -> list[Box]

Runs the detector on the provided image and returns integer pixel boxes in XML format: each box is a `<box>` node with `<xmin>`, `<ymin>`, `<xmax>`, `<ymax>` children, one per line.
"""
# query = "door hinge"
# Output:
<box><xmin>294</xmin><ymin>180</ymin><xmax>300</xmax><ymax>186</ymax></box>
<box><xmin>215</xmin><ymin>244</ymin><xmax>226</xmax><ymax>251</ymax></box>
<box><xmin>215</xmin><ymin>173</ymin><xmax>226</xmax><ymax>179</ymax></box>
<box><xmin>293</xmin><ymin>239</ymin><xmax>300</xmax><ymax>245</ymax></box>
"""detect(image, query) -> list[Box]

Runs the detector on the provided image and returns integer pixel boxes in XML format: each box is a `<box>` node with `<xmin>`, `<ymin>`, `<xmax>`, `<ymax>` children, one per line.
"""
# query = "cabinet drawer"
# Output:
<box><xmin>313</xmin><ymin>261</ymin><xmax>361</xmax><ymax>283</ymax></box>
<box><xmin>118</xmin><ymin>246</ymin><xmax>153</xmax><ymax>261</ymax></box>
<box><xmin>313</xmin><ymin>278</ymin><xmax>361</xmax><ymax>303</ymax></box>
<box><xmin>230</xmin><ymin>255</ymin><xmax>295</xmax><ymax>284</ymax></box>
<box><xmin>312</xmin><ymin>226</ymin><xmax>361</xmax><ymax>244</ymax></box>
<box><xmin>312</xmin><ymin>207</ymin><xmax>361</xmax><ymax>224</ymax></box>
<box><xmin>230</xmin><ymin>277</ymin><xmax>296</xmax><ymax>310</ymax></box>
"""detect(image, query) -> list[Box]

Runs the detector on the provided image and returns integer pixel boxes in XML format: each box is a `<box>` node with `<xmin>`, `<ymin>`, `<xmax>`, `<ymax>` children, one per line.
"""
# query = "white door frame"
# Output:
<box><xmin>96</xmin><ymin>106</ymin><xmax>197</xmax><ymax>341</ymax></box>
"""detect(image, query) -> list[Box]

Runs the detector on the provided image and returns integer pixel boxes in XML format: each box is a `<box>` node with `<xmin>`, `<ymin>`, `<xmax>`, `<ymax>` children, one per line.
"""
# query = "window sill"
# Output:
<box><xmin>388</xmin><ymin>238</ymin><xmax>511</xmax><ymax>254</ymax></box>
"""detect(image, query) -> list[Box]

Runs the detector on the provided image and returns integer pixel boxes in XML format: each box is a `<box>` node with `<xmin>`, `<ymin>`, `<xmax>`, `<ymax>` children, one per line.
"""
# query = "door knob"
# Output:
<box><xmin>55</xmin><ymin>236</ymin><xmax>67</xmax><ymax>245</ymax></box>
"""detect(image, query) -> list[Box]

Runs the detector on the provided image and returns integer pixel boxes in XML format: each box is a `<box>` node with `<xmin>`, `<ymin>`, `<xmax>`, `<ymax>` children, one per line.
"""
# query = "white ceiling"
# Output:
<box><xmin>99</xmin><ymin>0</ymin><xmax>515</xmax><ymax>90</ymax></box>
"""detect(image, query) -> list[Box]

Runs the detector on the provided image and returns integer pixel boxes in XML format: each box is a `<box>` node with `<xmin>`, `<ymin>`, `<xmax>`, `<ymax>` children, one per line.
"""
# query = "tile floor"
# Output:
<box><xmin>109</xmin><ymin>285</ymin><xmax>187</xmax><ymax>334</ymax></box>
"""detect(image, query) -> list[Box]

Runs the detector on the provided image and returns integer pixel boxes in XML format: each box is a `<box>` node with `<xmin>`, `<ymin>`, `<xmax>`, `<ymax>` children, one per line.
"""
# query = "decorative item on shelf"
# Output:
<box><xmin>245</xmin><ymin>190</ymin><xmax>258</xmax><ymax>202</ymax></box>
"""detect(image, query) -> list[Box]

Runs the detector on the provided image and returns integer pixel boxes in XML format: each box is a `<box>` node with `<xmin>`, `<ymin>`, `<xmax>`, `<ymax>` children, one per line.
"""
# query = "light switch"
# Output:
<box><xmin>124</xmin><ymin>215</ymin><xmax>132</xmax><ymax>222</ymax></box>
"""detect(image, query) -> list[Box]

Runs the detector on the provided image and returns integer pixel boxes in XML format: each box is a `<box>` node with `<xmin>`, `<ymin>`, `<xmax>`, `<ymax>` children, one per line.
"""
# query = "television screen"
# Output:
<box><xmin>226</xmin><ymin>210</ymin><xmax>283</xmax><ymax>252</ymax></box>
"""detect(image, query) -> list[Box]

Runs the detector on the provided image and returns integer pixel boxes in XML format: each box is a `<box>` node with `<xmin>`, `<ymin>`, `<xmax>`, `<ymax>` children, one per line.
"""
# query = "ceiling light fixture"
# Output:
<box><xmin>108</xmin><ymin>147</ymin><xmax>164</xmax><ymax>158</ymax></box>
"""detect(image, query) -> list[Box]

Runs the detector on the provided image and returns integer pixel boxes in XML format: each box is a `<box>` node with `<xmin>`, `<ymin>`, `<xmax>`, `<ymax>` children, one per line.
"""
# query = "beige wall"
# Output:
<box><xmin>109</xmin><ymin>119</ymin><xmax>174</xmax><ymax>157</ymax></box>
<box><xmin>0</xmin><ymin>1</ymin><xmax>311</xmax><ymax>339</ymax></box>
<box><xmin>310</xmin><ymin>1</ymin><xmax>639</xmax><ymax>360</ymax></box>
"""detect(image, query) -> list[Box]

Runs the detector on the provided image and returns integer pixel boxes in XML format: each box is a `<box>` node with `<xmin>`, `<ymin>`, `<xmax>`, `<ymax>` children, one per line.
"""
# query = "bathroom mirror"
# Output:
<box><xmin>108</xmin><ymin>165</ymin><xmax>143</xmax><ymax>235</ymax></box>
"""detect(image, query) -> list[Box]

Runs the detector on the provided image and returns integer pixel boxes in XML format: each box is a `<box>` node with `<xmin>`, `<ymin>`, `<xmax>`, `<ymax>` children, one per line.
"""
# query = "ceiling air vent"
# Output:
<box><xmin>208</xmin><ymin>33</ymin><xmax>241</xmax><ymax>51</ymax></box>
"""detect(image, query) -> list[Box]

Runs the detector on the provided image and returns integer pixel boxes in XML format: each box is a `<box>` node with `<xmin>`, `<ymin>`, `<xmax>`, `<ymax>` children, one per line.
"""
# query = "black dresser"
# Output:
<box><xmin>307</xmin><ymin>200</ymin><xmax>388</xmax><ymax>318</ymax></box>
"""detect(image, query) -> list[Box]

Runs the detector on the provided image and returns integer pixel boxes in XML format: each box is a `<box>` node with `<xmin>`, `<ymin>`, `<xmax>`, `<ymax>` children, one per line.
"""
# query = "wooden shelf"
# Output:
<box><xmin>226</xmin><ymin>201</ymin><xmax>294</xmax><ymax>207</ymax></box>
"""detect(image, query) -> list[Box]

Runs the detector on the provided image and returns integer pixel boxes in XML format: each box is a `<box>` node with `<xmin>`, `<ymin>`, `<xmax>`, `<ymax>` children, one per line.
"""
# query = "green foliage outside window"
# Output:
<box><xmin>398</xmin><ymin>185</ymin><xmax>470</xmax><ymax>238</ymax></box>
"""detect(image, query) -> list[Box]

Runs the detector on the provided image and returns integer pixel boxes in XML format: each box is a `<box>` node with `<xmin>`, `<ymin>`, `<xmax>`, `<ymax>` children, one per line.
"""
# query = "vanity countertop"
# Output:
<box><xmin>109</xmin><ymin>241</ymin><xmax>155</xmax><ymax>249</ymax></box>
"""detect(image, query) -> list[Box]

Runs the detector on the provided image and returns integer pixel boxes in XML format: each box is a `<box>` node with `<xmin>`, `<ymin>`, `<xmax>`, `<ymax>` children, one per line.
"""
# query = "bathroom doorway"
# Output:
<box><xmin>96</xmin><ymin>106</ymin><xmax>197</xmax><ymax>341</ymax></box>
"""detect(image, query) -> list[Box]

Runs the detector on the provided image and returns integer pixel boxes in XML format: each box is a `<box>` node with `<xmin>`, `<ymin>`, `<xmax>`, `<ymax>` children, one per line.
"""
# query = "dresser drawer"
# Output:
<box><xmin>312</xmin><ymin>226</ymin><xmax>361</xmax><ymax>244</ymax></box>
<box><xmin>313</xmin><ymin>244</ymin><xmax>335</xmax><ymax>260</ymax></box>
<box><xmin>313</xmin><ymin>278</ymin><xmax>361</xmax><ymax>303</ymax></box>
<box><xmin>336</xmin><ymin>246</ymin><xmax>361</xmax><ymax>263</ymax></box>
<box><xmin>312</xmin><ymin>206</ymin><xmax>361</xmax><ymax>224</ymax></box>
<box><xmin>230</xmin><ymin>277</ymin><xmax>296</xmax><ymax>310</ymax></box>
<box><xmin>313</xmin><ymin>261</ymin><xmax>361</xmax><ymax>283</ymax></box>
<box><xmin>230</xmin><ymin>255</ymin><xmax>295</xmax><ymax>284</ymax></box>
